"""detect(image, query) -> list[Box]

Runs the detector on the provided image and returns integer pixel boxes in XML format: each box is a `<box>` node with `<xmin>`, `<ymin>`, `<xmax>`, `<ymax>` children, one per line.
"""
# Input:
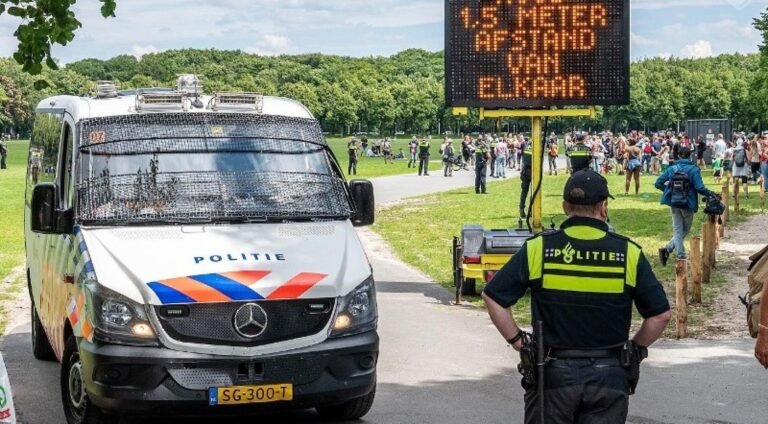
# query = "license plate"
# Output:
<box><xmin>209</xmin><ymin>383</ymin><xmax>293</xmax><ymax>406</ymax></box>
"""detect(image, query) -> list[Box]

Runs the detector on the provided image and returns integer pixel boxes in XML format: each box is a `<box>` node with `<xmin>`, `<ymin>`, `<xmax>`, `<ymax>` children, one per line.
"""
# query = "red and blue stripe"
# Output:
<box><xmin>148</xmin><ymin>270</ymin><xmax>326</xmax><ymax>304</ymax></box>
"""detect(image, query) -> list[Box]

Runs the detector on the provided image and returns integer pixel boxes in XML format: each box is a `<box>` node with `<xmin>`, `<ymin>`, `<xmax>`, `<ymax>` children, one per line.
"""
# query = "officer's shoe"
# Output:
<box><xmin>659</xmin><ymin>248</ymin><xmax>670</xmax><ymax>267</ymax></box>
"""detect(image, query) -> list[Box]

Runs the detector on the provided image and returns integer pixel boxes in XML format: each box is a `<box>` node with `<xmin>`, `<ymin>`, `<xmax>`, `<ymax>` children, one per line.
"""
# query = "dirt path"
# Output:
<box><xmin>700</xmin><ymin>213</ymin><xmax>768</xmax><ymax>339</ymax></box>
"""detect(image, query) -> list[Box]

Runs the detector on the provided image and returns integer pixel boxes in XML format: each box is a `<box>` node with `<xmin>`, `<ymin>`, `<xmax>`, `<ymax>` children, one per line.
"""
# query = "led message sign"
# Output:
<box><xmin>445</xmin><ymin>0</ymin><xmax>630</xmax><ymax>108</ymax></box>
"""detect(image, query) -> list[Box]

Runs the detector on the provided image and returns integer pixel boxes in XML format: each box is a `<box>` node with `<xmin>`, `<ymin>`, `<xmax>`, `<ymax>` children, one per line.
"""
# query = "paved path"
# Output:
<box><xmin>2</xmin><ymin>159</ymin><xmax>766</xmax><ymax>423</ymax></box>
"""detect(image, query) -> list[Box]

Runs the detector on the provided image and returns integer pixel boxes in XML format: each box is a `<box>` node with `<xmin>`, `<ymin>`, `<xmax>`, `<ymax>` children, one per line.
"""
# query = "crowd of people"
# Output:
<box><xmin>344</xmin><ymin>130</ymin><xmax>768</xmax><ymax>198</ymax></box>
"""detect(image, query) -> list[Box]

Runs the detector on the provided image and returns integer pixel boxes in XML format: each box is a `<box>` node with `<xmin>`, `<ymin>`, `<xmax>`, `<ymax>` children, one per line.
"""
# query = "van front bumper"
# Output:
<box><xmin>79</xmin><ymin>331</ymin><xmax>378</xmax><ymax>416</ymax></box>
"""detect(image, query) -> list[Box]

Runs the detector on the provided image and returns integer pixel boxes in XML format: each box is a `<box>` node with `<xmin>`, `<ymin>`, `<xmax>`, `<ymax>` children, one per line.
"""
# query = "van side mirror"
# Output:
<box><xmin>350</xmin><ymin>180</ymin><xmax>375</xmax><ymax>227</ymax></box>
<box><xmin>31</xmin><ymin>183</ymin><xmax>74</xmax><ymax>234</ymax></box>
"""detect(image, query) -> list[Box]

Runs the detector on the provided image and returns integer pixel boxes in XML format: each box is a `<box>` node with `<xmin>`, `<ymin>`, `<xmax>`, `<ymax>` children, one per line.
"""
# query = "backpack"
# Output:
<box><xmin>669</xmin><ymin>168</ymin><xmax>691</xmax><ymax>209</ymax></box>
<box><xmin>742</xmin><ymin>245</ymin><xmax>768</xmax><ymax>338</ymax></box>
<box><xmin>643</xmin><ymin>143</ymin><xmax>652</xmax><ymax>154</ymax></box>
<box><xmin>734</xmin><ymin>148</ymin><xmax>747</xmax><ymax>167</ymax></box>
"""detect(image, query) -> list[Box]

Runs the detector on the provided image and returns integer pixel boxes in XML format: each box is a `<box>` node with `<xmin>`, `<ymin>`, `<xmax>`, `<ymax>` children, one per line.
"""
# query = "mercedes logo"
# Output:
<box><xmin>233</xmin><ymin>303</ymin><xmax>268</xmax><ymax>339</ymax></box>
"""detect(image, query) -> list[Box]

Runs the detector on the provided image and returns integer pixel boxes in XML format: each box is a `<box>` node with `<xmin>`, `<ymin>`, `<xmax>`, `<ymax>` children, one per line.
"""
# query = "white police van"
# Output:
<box><xmin>25</xmin><ymin>76</ymin><xmax>378</xmax><ymax>423</ymax></box>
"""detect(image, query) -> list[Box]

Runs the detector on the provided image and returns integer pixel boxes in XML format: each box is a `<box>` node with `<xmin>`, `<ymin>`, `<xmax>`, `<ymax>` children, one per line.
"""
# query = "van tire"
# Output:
<box><xmin>316</xmin><ymin>386</ymin><xmax>376</xmax><ymax>421</ymax></box>
<box><xmin>31</xmin><ymin>303</ymin><xmax>56</xmax><ymax>361</ymax></box>
<box><xmin>461</xmin><ymin>278</ymin><xmax>477</xmax><ymax>296</ymax></box>
<box><xmin>61</xmin><ymin>335</ymin><xmax>112</xmax><ymax>424</ymax></box>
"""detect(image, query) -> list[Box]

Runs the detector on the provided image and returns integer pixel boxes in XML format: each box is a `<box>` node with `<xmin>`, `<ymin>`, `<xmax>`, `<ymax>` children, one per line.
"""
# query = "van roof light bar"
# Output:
<box><xmin>177</xmin><ymin>74</ymin><xmax>203</xmax><ymax>95</ymax></box>
<box><xmin>136</xmin><ymin>91</ymin><xmax>188</xmax><ymax>113</ymax></box>
<box><xmin>209</xmin><ymin>92</ymin><xmax>263</xmax><ymax>113</ymax></box>
<box><xmin>96</xmin><ymin>80</ymin><xmax>119</xmax><ymax>99</ymax></box>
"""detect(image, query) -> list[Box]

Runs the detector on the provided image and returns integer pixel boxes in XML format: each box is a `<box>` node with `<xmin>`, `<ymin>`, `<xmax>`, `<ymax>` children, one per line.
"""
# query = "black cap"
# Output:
<box><xmin>563</xmin><ymin>169</ymin><xmax>614</xmax><ymax>205</ymax></box>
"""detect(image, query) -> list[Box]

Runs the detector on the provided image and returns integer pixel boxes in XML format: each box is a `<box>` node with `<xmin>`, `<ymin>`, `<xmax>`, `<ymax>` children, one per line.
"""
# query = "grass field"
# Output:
<box><xmin>0</xmin><ymin>140</ymin><xmax>29</xmax><ymax>333</ymax></box>
<box><xmin>326</xmin><ymin>137</ymin><xmax>448</xmax><ymax>179</ymax></box>
<box><xmin>372</xmin><ymin>170</ymin><xmax>764</xmax><ymax>333</ymax></box>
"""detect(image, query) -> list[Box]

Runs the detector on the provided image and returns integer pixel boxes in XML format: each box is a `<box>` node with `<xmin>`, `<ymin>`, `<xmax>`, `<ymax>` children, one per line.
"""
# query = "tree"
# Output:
<box><xmin>0</xmin><ymin>0</ymin><xmax>116</xmax><ymax>74</ymax></box>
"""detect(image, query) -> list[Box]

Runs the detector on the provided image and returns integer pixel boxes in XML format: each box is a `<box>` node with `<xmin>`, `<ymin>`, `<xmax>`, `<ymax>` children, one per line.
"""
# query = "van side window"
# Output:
<box><xmin>59</xmin><ymin>124</ymin><xmax>75</xmax><ymax>208</ymax></box>
<box><xmin>27</xmin><ymin>112</ymin><xmax>64</xmax><ymax>203</ymax></box>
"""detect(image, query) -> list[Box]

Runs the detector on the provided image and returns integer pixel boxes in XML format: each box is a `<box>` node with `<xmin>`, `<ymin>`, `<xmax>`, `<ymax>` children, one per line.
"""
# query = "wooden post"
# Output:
<box><xmin>721</xmin><ymin>184</ymin><xmax>729</xmax><ymax>226</ymax></box>
<box><xmin>690</xmin><ymin>236</ymin><xmax>702</xmax><ymax>304</ymax></box>
<box><xmin>761</xmin><ymin>176</ymin><xmax>766</xmax><ymax>209</ymax></box>
<box><xmin>733</xmin><ymin>179</ymin><xmax>740</xmax><ymax>213</ymax></box>
<box><xmin>708</xmin><ymin>214</ymin><xmax>717</xmax><ymax>267</ymax></box>
<box><xmin>676</xmin><ymin>259</ymin><xmax>688</xmax><ymax>339</ymax></box>
<box><xmin>702</xmin><ymin>220</ymin><xmax>712</xmax><ymax>284</ymax></box>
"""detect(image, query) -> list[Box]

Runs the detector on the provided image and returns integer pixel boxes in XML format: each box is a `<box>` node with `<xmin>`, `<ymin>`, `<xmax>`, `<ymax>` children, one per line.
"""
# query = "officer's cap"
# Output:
<box><xmin>564</xmin><ymin>169</ymin><xmax>614</xmax><ymax>205</ymax></box>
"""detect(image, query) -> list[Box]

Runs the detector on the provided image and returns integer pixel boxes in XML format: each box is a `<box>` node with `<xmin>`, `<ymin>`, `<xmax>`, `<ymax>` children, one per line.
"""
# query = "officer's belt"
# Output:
<box><xmin>549</xmin><ymin>348</ymin><xmax>620</xmax><ymax>359</ymax></box>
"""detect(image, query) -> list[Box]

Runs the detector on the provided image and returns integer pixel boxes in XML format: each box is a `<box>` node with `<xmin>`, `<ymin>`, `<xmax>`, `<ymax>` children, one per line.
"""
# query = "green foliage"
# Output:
<box><xmin>0</xmin><ymin>0</ymin><xmax>116</xmax><ymax>74</ymax></box>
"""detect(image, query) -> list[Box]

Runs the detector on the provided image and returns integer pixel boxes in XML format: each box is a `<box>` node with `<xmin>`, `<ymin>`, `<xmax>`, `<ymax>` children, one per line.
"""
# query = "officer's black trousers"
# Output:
<box><xmin>418</xmin><ymin>157</ymin><xmax>429</xmax><ymax>175</ymax></box>
<box><xmin>475</xmin><ymin>161</ymin><xmax>487</xmax><ymax>193</ymax></box>
<box><xmin>0</xmin><ymin>153</ymin><xmax>6</xmax><ymax>169</ymax></box>
<box><xmin>524</xmin><ymin>358</ymin><xmax>629</xmax><ymax>424</ymax></box>
<box><xmin>348</xmin><ymin>158</ymin><xmax>357</xmax><ymax>175</ymax></box>
<box><xmin>520</xmin><ymin>175</ymin><xmax>531</xmax><ymax>211</ymax></box>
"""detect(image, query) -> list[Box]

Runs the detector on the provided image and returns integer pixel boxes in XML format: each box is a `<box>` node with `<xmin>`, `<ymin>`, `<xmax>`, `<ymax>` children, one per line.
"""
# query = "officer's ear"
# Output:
<box><xmin>600</xmin><ymin>200</ymin><xmax>609</xmax><ymax>219</ymax></box>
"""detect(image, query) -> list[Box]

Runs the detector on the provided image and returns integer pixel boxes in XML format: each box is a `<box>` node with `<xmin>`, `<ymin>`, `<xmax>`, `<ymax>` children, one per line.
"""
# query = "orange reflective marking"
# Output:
<box><xmin>219</xmin><ymin>270</ymin><xmax>271</xmax><ymax>286</ymax></box>
<box><xmin>267</xmin><ymin>273</ymin><xmax>327</xmax><ymax>300</ymax></box>
<box><xmin>160</xmin><ymin>277</ymin><xmax>231</xmax><ymax>303</ymax></box>
<box><xmin>81</xmin><ymin>319</ymin><xmax>94</xmax><ymax>341</ymax></box>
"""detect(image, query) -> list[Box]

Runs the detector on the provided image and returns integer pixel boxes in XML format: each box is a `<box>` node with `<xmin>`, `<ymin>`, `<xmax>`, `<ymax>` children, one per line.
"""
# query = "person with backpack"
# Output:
<box><xmin>655</xmin><ymin>146</ymin><xmax>717</xmax><ymax>265</ymax></box>
<box><xmin>732</xmin><ymin>140</ymin><xmax>751</xmax><ymax>199</ymax></box>
<box><xmin>624</xmin><ymin>138</ymin><xmax>643</xmax><ymax>196</ymax></box>
<box><xmin>547</xmin><ymin>136</ymin><xmax>559</xmax><ymax>176</ymax></box>
<box><xmin>642</xmin><ymin>138</ymin><xmax>653</xmax><ymax>174</ymax></box>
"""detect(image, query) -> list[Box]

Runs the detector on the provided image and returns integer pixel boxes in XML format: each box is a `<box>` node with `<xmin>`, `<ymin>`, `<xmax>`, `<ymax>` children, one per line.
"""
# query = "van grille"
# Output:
<box><xmin>155</xmin><ymin>299</ymin><xmax>334</xmax><ymax>347</ymax></box>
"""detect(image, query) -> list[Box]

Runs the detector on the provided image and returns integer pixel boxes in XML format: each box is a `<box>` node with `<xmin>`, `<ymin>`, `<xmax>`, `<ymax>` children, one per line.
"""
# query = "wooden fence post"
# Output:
<box><xmin>702</xmin><ymin>220</ymin><xmax>712</xmax><ymax>284</ymax></box>
<box><xmin>721</xmin><ymin>184</ymin><xmax>729</xmax><ymax>226</ymax></box>
<box><xmin>733</xmin><ymin>179</ymin><xmax>741</xmax><ymax>213</ymax></box>
<box><xmin>707</xmin><ymin>214</ymin><xmax>717</xmax><ymax>267</ymax></box>
<box><xmin>761</xmin><ymin>176</ymin><xmax>766</xmax><ymax>209</ymax></box>
<box><xmin>690</xmin><ymin>236</ymin><xmax>702</xmax><ymax>304</ymax></box>
<box><xmin>676</xmin><ymin>259</ymin><xmax>688</xmax><ymax>339</ymax></box>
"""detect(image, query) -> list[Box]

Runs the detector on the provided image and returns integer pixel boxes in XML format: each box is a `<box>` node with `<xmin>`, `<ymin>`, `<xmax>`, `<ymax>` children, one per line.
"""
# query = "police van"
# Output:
<box><xmin>24</xmin><ymin>76</ymin><xmax>378</xmax><ymax>423</ymax></box>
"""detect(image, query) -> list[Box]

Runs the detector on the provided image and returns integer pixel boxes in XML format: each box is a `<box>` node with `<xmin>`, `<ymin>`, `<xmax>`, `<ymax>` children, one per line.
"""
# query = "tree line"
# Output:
<box><xmin>1</xmin><ymin>44</ymin><xmax>767</xmax><ymax>137</ymax></box>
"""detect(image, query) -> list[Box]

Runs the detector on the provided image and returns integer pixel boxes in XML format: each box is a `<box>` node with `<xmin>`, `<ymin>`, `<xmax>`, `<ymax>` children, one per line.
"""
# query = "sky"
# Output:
<box><xmin>0</xmin><ymin>0</ymin><xmax>766</xmax><ymax>64</ymax></box>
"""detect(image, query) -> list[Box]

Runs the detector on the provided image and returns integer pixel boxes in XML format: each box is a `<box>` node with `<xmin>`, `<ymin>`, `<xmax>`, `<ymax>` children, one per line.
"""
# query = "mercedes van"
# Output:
<box><xmin>25</xmin><ymin>77</ymin><xmax>378</xmax><ymax>424</ymax></box>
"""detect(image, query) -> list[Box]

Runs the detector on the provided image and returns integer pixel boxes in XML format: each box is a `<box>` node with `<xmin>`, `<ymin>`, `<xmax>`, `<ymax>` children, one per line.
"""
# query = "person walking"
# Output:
<box><xmin>408</xmin><ymin>136</ymin><xmax>418</xmax><ymax>168</ymax></box>
<box><xmin>546</xmin><ymin>135</ymin><xmax>559</xmax><ymax>176</ymax></box>
<box><xmin>655</xmin><ymin>147</ymin><xmax>718</xmax><ymax>265</ymax></box>
<box><xmin>443</xmin><ymin>139</ymin><xmax>455</xmax><ymax>177</ymax></box>
<box><xmin>749</xmin><ymin>135</ymin><xmax>763</xmax><ymax>183</ymax></box>
<box><xmin>494</xmin><ymin>138</ymin><xmax>508</xmax><ymax>179</ymax></box>
<box><xmin>347</xmin><ymin>138</ymin><xmax>359</xmax><ymax>176</ymax></box>
<box><xmin>624</xmin><ymin>138</ymin><xmax>643</xmax><ymax>195</ymax></box>
<box><xmin>732</xmin><ymin>140</ymin><xmax>751</xmax><ymax>199</ymax></box>
<box><xmin>696</xmin><ymin>135</ymin><xmax>707</xmax><ymax>170</ymax></box>
<box><xmin>483</xmin><ymin>169</ymin><xmax>671</xmax><ymax>424</ymax></box>
<box><xmin>474</xmin><ymin>139</ymin><xmax>490</xmax><ymax>194</ymax></box>
<box><xmin>0</xmin><ymin>138</ymin><xmax>7</xmax><ymax>170</ymax></box>
<box><xmin>382</xmin><ymin>138</ymin><xmax>393</xmax><ymax>165</ymax></box>
<box><xmin>417</xmin><ymin>137</ymin><xmax>431</xmax><ymax>176</ymax></box>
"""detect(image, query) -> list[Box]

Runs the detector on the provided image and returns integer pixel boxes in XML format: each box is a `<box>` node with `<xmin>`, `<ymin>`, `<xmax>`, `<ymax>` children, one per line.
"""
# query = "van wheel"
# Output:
<box><xmin>461</xmin><ymin>278</ymin><xmax>477</xmax><ymax>296</ymax></box>
<box><xmin>61</xmin><ymin>336</ymin><xmax>111</xmax><ymax>424</ymax></box>
<box><xmin>31</xmin><ymin>304</ymin><xmax>56</xmax><ymax>361</ymax></box>
<box><xmin>316</xmin><ymin>386</ymin><xmax>376</xmax><ymax>421</ymax></box>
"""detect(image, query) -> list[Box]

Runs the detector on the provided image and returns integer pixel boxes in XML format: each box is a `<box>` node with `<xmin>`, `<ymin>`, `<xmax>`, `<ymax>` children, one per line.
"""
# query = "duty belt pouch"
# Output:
<box><xmin>621</xmin><ymin>342</ymin><xmax>647</xmax><ymax>395</ymax></box>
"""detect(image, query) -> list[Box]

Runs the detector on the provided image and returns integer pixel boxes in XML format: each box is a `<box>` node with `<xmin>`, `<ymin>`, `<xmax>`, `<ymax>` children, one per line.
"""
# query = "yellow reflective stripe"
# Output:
<box><xmin>527</xmin><ymin>237</ymin><xmax>543</xmax><ymax>280</ymax></box>
<box><xmin>563</xmin><ymin>226</ymin><xmax>606</xmax><ymax>240</ymax></box>
<box><xmin>570</xmin><ymin>151</ymin><xmax>591</xmax><ymax>156</ymax></box>
<box><xmin>544</xmin><ymin>263</ymin><xmax>624</xmax><ymax>274</ymax></box>
<box><xmin>626</xmin><ymin>243</ymin><xmax>641</xmax><ymax>288</ymax></box>
<box><xmin>543</xmin><ymin>275</ymin><xmax>625</xmax><ymax>294</ymax></box>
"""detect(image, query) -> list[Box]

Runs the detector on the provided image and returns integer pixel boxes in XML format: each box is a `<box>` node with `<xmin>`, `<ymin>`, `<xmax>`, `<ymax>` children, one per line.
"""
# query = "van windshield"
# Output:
<box><xmin>75</xmin><ymin>113</ymin><xmax>351</xmax><ymax>225</ymax></box>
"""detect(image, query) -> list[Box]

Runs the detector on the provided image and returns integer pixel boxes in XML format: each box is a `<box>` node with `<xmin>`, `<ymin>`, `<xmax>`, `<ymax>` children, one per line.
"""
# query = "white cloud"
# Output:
<box><xmin>631</xmin><ymin>31</ymin><xmax>658</xmax><ymax>47</ymax></box>
<box><xmin>130</xmin><ymin>45</ymin><xmax>161</xmax><ymax>59</ymax></box>
<box><xmin>246</xmin><ymin>34</ymin><xmax>295</xmax><ymax>56</ymax></box>
<box><xmin>680</xmin><ymin>40</ymin><xmax>715</xmax><ymax>58</ymax></box>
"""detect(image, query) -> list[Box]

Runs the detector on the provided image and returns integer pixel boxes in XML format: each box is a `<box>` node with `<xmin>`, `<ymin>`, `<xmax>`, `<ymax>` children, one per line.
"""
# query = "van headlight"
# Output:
<box><xmin>330</xmin><ymin>276</ymin><xmax>378</xmax><ymax>337</ymax></box>
<box><xmin>86</xmin><ymin>283</ymin><xmax>159</xmax><ymax>346</ymax></box>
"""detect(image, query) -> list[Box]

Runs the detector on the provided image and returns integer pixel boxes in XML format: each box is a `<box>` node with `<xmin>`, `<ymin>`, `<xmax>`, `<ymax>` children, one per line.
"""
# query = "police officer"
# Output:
<box><xmin>418</xmin><ymin>137</ymin><xmax>431</xmax><ymax>176</ymax></box>
<box><xmin>0</xmin><ymin>138</ymin><xmax>7</xmax><ymax>170</ymax></box>
<box><xmin>519</xmin><ymin>138</ymin><xmax>532</xmax><ymax>218</ymax></box>
<box><xmin>482</xmin><ymin>169</ymin><xmax>672</xmax><ymax>424</ymax></box>
<box><xmin>569</xmin><ymin>132</ymin><xmax>592</xmax><ymax>173</ymax></box>
<box><xmin>475</xmin><ymin>138</ymin><xmax>490</xmax><ymax>194</ymax></box>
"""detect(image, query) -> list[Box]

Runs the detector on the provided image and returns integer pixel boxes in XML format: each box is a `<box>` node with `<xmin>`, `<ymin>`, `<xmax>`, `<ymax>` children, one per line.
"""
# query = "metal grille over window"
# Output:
<box><xmin>75</xmin><ymin>113</ymin><xmax>350</xmax><ymax>225</ymax></box>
